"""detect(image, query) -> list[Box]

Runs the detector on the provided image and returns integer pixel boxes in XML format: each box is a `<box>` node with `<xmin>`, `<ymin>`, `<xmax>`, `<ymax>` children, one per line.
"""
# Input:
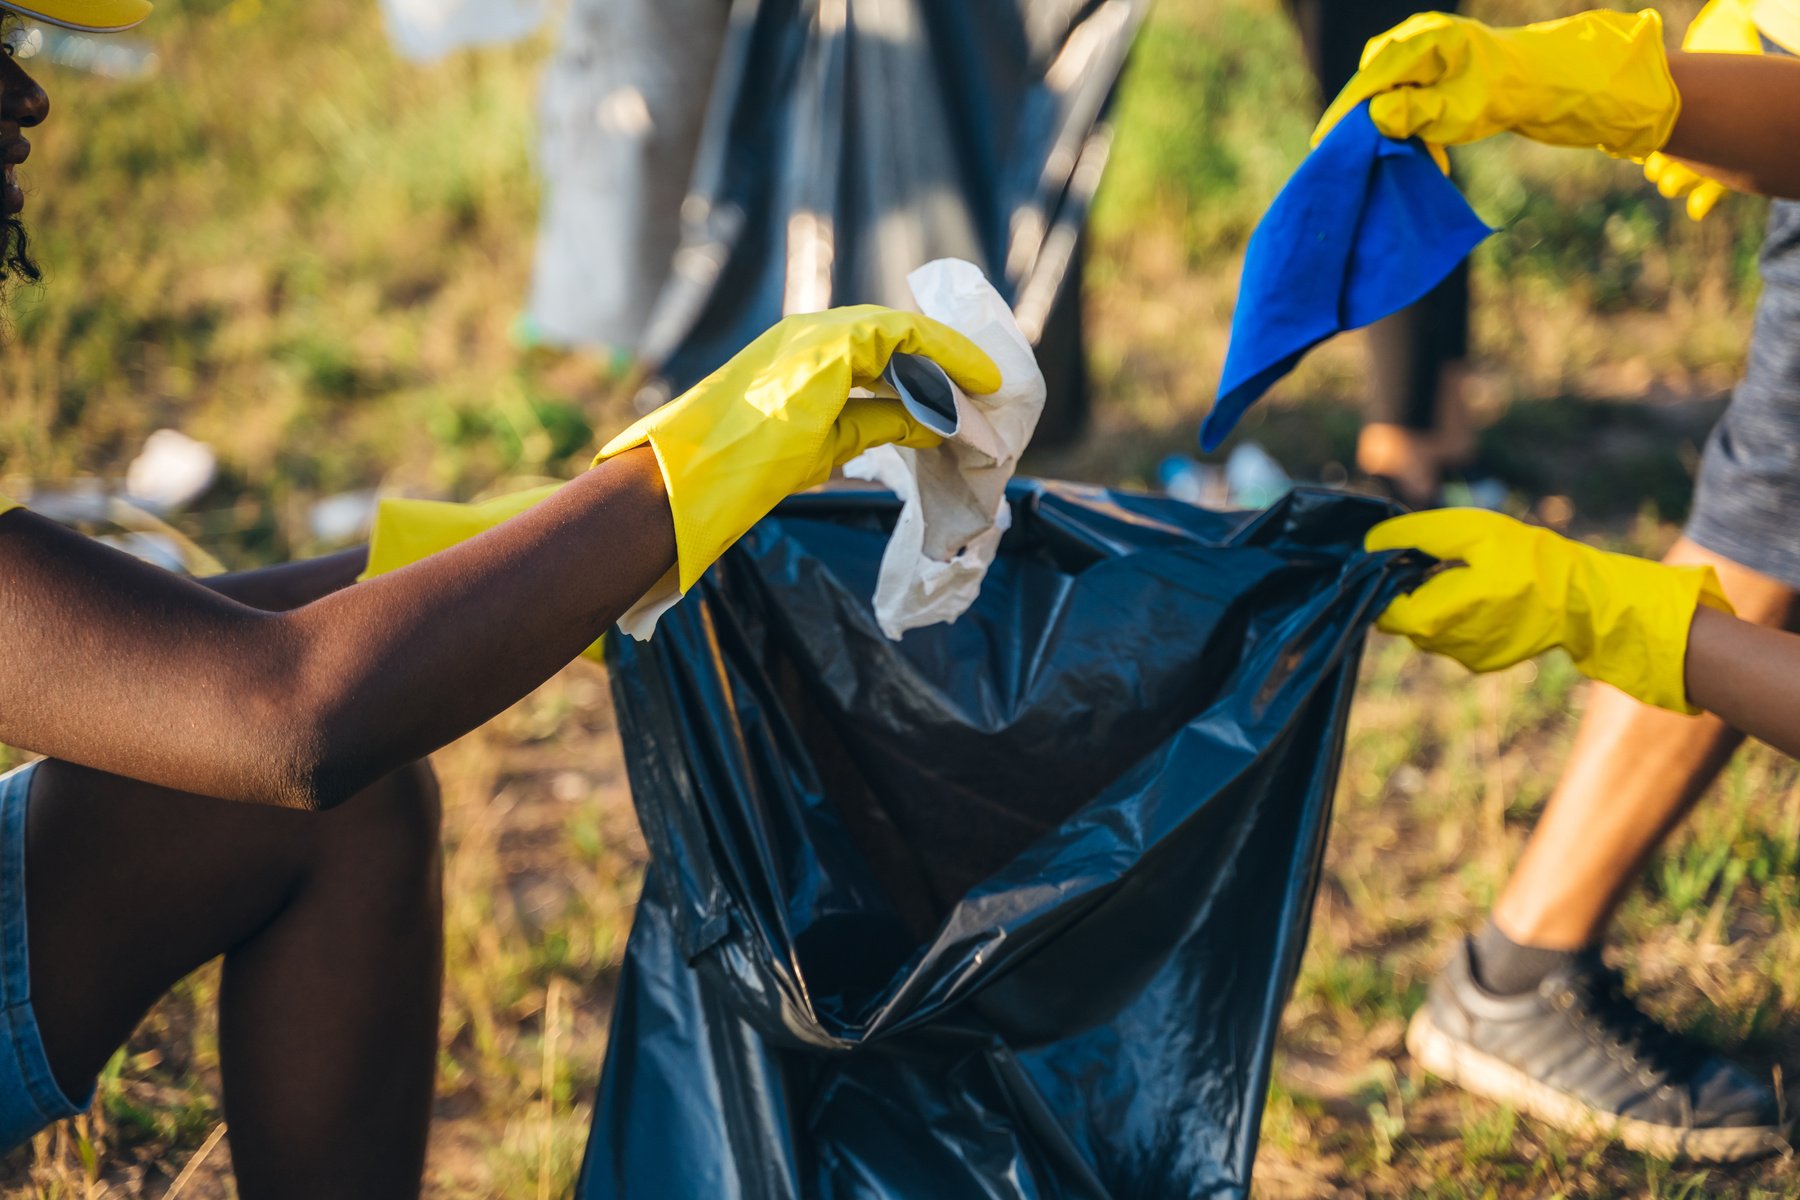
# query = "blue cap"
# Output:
<box><xmin>1200</xmin><ymin>103</ymin><xmax>1492</xmax><ymax>452</ymax></box>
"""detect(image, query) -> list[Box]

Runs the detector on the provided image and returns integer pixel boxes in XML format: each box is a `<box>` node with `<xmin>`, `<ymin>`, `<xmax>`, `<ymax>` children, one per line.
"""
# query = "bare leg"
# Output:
<box><xmin>25</xmin><ymin>757</ymin><xmax>442</xmax><ymax>1200</ymax></box>
<box><xmin>1287</xmin><ymin>0</ymin><xmax>1472</xmax><ymax>508</ymax></box>
<box><xmin>1493</xmin><ymin>537</ymin><xmax>1800</xmax><ymax>949</ymax></box>
<box><xmin>1355</xmin><ymin>419</ymin><xmax>1451</xmax><ymax>507</ymax></box>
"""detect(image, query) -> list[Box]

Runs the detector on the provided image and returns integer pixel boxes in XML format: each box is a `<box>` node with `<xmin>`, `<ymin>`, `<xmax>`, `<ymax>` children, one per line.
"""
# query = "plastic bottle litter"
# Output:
<box><xmin>1224</xmin><ymin>441</ymin><xmax>1293</xmax><ymax>508</ymax></box>
<box><xmin>1156</xmin><ymin>454</ymin><xmax>1226</xmax><ymax>506</ymax></box>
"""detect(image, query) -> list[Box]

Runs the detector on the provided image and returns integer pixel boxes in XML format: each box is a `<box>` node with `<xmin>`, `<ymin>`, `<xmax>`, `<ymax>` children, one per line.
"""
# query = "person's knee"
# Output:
<box><xmin>318</xmin><ymin>759</ymin><xmax>442</xmax><ymax>899</ymax></box>
<box><xmin>1665</xmin><ymin>537</ymin><xmax>1800</xmax><ymax>629</ymax></box>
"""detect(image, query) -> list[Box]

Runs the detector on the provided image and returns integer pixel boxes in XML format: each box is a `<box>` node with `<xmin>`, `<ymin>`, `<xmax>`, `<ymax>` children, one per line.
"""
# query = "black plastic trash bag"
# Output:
<box><xmin>632</xmin><ymin>0</ymin><xmax>1150</xmax><ymax>444</ymax></box>
<box><xmin>579</xmin><ymin>483</ymin><xmax>1425</xmax><ymax>1199</ymax></box>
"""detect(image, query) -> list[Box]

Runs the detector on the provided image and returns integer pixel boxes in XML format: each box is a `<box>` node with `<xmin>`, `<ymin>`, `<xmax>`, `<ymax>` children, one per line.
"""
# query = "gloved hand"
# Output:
<box><xmin>1315</xmin><ymin>9</ymin><xmax>1680</xmax><ymax>170</ymax></box>
<box><xmin>1642</xmin><ymin>0</ymin><xmax>1763</xmax><ymax>220</ymax></box>
<box><xmin>1366</xmin><ymin>509</ymin><xmax>1734</xmax><ymax>714</ymax></box>
<box><xmin>595</xmin><ymin>306</ymin><xmax>1001</xmax><ymax>595</ymax></box>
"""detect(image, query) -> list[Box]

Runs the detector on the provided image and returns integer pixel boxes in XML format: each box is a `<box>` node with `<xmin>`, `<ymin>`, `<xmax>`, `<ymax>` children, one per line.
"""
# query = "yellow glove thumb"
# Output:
<box><xmin>824</xmin><ymin>397</ymin><xmax>944</xmax><ymax>471</ymax></box>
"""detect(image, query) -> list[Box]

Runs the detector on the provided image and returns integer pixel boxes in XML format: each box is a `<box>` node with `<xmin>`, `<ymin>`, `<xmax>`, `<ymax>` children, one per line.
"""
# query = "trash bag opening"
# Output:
<box><xmin>589</xmin><ymin>481</ymin><xmax>1429</xmax><ymax>1199</ymax></box>
<box><xmin>617</xmin><ymin>484</ymin><xmax>1416</xmax><ymax>1019</ymax></box>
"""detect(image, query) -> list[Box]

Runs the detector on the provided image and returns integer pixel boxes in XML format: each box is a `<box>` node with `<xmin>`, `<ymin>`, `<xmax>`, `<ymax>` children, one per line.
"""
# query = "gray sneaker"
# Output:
<box><xmin>1406</xmin><ymin>938</ymin><xmax>1790</xmax><ymax>1162</ymax></box>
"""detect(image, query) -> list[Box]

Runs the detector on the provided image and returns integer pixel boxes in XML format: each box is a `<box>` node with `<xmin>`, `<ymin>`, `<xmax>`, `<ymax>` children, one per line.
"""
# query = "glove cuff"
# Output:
<box><xmin>360</xmin><ymin>485</ymin><xmax>607</xmax><ymax>662</ymax></box>
<box><xmin>1606</xmin><ymin>9</ymin><xmax>1682</xmax><ymax>159</ymax></box>
<box><xmin>595</xmin><ymin>424</ymin><xmax>720</xmax><ymax>596</ymax></box>
<box><xmin>1574</xmin><ymin>548</ymin><xmax>1733</xmax><ymax>714</ymax></box>
<box><xmin>362</xmin><ymin>486</ymin><xmax>564</xmax><ymax>581</ymax></box>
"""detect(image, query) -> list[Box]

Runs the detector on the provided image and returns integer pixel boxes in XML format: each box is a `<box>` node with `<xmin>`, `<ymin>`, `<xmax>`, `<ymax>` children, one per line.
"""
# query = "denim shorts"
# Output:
<box><xmin>0</xmin><ymin>761</ymin><xmax>88</xmax><ymax>1152</ymax></box>
<box><xmin>1686</xmin><ymin>197</ymin><xmax>1800</xmax><ymax>588</ymax></box>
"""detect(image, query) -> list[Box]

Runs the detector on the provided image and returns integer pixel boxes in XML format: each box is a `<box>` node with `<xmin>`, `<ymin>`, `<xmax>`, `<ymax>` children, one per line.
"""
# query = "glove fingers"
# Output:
<box><xmin>1314</xmin><ymin>16</ymin><xmax>1456</xmax><ymax>145</ymax></box>
<box><xmin>1644</xmin><ymin>153</ymin><xmax>1729</xmax><ymax>220</ymax></box>
<box><xmin>1688</xmin><ymin>181</ymin><xmax>1727</xmax><ymax>221</ymax></box>
<box><xmin>1364</xmin><ymin>508</ymin><xmax>1498</xmax><ymax>558</ymax></box>
<box><xmin>1359</xmin><ymin>10</ymin><xmax>1462</xmax><ymax>70</ymax></box>
<box><xmin>1375</xmin><ymin>566</ymin><xmax>1485</xmax><ymax>647</ymax></box>
<box><xmin>1367</xmin><ymin>88</ymin><xmax>1450</xmax><ymax>144</ymax></box>
<box><xmin>824</xmin><ymin>398</ymin><xmax>943</xmax><ymax>469</ymax></box>
<box><xmin>1646</xmin><ymin>152</ymin><xmax>1686</xmax><ymax>193</ymax></box>
<box><xmin>844</xmin><ymin>307</ymin><xmax>1002</xmax><ymax>397</ymax></box>
<box><xmin>1367</xmin><ymin>509</ymin><xmax>1527</xmax><ymax>667</ymax></box>
<box><xmin>1379</xmin><ymin>564</ymin><xmax>1545</xmax><ymax>675</ymax></box>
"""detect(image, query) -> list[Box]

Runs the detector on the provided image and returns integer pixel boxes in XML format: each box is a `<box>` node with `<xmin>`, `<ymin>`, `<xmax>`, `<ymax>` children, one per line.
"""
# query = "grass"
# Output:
<box><xmin>2</xmin><ymin>0</ymin><xmax>1799</xmax><ymax>1195</ymax></box>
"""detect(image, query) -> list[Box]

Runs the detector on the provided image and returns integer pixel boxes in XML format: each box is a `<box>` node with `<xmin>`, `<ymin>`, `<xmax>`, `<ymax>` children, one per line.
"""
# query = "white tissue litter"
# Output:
<box><xmin>843</xmin><ymin>258</ymin><xmax>1046</xmax><ymax>639</ymax></box>
<box><xmin>616</xmin><ymin>258</ymin><xmax>1044</xmax><ymax>641</ymax></box>
<box><xmin>125</xmin><ymin>429</ymin><xmax>217</xmax><ymax>514</ymax></box>
<box><xmin>616</xmin><ymin>571</ymin><xmax>683</xmax><ymax>641</ymax></box>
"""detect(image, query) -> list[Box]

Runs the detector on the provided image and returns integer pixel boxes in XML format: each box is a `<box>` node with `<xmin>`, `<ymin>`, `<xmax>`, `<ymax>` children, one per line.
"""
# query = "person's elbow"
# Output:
<box><xmin>235</xmin><ymin>630</ymin><xmax>401</xmax><ymax>812</ymax></box>
<box><xmin>232</xmin><ymin>705</ymin><xmax>385</xmax><ymax>813</ymax></box>
<box><xmin>263</xmin><ymin>737</ymin><xmax>387</xmax><ymax>813</ymax></box>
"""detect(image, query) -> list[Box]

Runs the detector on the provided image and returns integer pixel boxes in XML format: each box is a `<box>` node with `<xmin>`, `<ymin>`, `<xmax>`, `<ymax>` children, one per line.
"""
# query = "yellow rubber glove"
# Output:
<box><xmin>361</xmin><ymin>485</ymin><xmax>562</xmax><ymax>582</ymax></box>
<box><xmin>1642</xmin><ymin>0</ymin><xmax>1763</xmax><ymax>220</ymax></box>
<box><xmin>1366</xmin><ymin>509</ymin><xmax>1734</xmax><ymax>714</ymax></box>
<box><xmin>1680</xmin><ymin>0</ymin><xmax>1764</xmax><ymax>55</ymax></box>
<box><xmin>359</xmin><ymin>484</ymin><xmax>612</xmax><ymax>661</ymax></box>
<box><xmin>594</xmin><ymin>305</ymin><xmax>1000</xmax><ymax>595</ymax></box>
<box><xmin>1645</xmin><ymin>155</ymin><xmax>1728</xmax><ymax>221</ymax></box>
<box><xmin>1315</xmin><ymin>9</ymin><xmax>1680</xmax><ymax>170</ymax></box>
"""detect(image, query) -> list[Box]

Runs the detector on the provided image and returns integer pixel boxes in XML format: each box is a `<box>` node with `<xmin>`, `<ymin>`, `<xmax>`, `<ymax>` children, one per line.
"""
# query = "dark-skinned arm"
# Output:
<box><xmin>201</xmin><ymin>547</ymin><xmax>369</xmax><ymax>611</ymax></box>
<box><xmin>1685</xmin><ymin>605</ymin><xmax>1800</xmax><ymax>761</ymax></box>
<box><xmin>0</xmin><ymin>449</ymin><xmax>672</xmax><ymax>810</ymax></box>
<box><xmin>1662</xmin><ymin>53</ymin><xmax>1800</xmax><ymax>201</ymax></box>
<box><xmin>0</xmin><ymin>306</ymin><xmax>1002</xmax><ymax>810</ymax></box>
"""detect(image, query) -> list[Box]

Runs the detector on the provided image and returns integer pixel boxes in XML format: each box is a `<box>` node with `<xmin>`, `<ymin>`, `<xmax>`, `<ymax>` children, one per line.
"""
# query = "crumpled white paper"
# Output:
<box><xmin>378</xmin><ymin>0</ymin><xmax>549</xmax><ymax>63</ymax></box>
<box><xmin>616</xmin><ymin>258</ymin><xmax>1044</xmax><ymax>641</ymax></box>
<box><xmin>843</xmin><ymin>259</ymin><xmax>1047</xmax><ymax>639</ymax></box>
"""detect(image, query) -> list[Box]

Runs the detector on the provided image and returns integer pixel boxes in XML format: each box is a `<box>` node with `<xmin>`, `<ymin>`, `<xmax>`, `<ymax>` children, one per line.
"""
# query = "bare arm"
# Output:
<box><xmin>1663</xmin><ymin>52</ymin><xmax>1800</xmax><ymax>200</ymax></box>
<box><xmin>1685</xmin><ymin>605</ymin><xmax>1800</xmax><ymax>759</ymax></box>
<box><xmin>201</xmin><ymin>547</ymin><xmax>369</xmax><ymax>611</ymax></box>
<box><xmin>0</xmin><ymin>449</ymin><xmax>673</xmax><ymax>809</ymax></box>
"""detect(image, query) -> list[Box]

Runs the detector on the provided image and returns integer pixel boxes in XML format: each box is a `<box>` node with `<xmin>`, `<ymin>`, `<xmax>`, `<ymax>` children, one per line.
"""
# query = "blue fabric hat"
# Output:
<box><xmin>1200</xmin><ymin>104</ymin><xmax>1493</xmax><ymax>452</ymax></box>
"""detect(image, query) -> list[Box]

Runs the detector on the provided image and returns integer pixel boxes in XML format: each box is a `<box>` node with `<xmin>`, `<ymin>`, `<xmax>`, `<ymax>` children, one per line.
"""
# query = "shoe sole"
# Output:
<box><xmin>1406</xmin><ymin>1007</ymin><xmax>1790</xmax><ymax>1163</ymax></box>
